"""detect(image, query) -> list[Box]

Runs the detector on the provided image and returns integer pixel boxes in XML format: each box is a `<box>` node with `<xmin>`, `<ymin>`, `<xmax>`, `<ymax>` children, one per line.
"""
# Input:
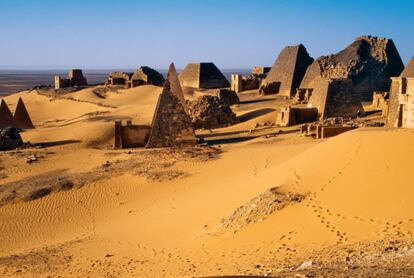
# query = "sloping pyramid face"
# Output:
<box><xmin>264</xmin><ymin>44</ymin><xmax>313</xmax><ymax>96</ymax></box>
<box><xmin>167</xmin><ymin>63</ymin><xmax>188</xmax><ymax>114</ymax></box>
<box><xmin>146</xmin><ymin>77</ymin><xmax>197</xmax><ymax>148</ymax></box>
<box><xmin>401</xmin><ymin>55</ymin><xmax>414</xmax><ymax>77</ymax></box>
<box><xmin>14</xmin><ymin>97</ymin><xmax>34</xmax><ymax>129</ymax></box>
<box><xmin>179</xmin><ymin>62</ymin><xmax>230</xmax><ymax>89</ymax></box>
<box><xmin>0</xmin><ymin>100</ymin><xmax>18</xmax><ymax>129</ymax></box>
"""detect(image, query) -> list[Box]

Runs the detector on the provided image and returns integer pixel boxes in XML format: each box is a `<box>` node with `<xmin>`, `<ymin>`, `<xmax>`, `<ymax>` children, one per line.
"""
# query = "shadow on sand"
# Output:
<box><xmin>238</xmin><ymin>108</ymin><xmax>275</xmax><ymax>122</ymax></box>
<box><xmin>37</xmin><ymin>140</ymin><xmax>82</xmax><ymax>147</ymax></box>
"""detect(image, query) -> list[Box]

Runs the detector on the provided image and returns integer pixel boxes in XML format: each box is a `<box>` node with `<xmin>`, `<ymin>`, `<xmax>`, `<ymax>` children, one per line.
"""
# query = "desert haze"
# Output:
<box><xmin>1</xmin><ymin>7</ymin><xmax>414</xmax><ymax>277</ymax></box>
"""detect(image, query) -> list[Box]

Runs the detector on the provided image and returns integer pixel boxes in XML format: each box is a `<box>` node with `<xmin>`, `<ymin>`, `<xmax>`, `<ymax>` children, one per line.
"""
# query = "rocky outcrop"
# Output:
<box><xmin>0</xmin><ymin>127</ymin><xmax>23</xmax><ymax>151</ymax></box>
<box><xmin>301</xmin><ymin>36</ymin><xmax>404</xmax><ymax>101</ymax></box>
<box><xmin>187</xmin><ymin>95</ymin><xmax>238</xmax><ymax>129</ymax></box>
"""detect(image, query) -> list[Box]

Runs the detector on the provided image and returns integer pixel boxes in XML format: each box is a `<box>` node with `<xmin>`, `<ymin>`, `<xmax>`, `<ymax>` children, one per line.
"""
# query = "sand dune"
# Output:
<box><xmin>0</xmin><ymin>86</ymin><xmax>414</xmax><ymax>276</ymax></box>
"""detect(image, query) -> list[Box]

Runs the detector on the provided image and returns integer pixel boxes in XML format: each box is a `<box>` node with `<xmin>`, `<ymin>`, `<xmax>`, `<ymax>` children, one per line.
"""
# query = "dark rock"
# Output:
<box><xmin>0</xmin><ymin>127</ymin><xmax>23</xmax><ymax>151</ymax></box>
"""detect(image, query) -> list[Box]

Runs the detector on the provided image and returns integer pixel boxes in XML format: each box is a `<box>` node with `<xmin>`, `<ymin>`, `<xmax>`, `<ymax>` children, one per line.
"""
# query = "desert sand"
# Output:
<box><xmin>1</xmin><ymin>85</ymin><xmax>414</xmax><ymax>277</ymax></box>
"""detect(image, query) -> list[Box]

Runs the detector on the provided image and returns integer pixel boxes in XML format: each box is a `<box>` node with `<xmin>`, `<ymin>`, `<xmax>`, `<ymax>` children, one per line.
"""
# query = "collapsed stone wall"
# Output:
<box><xmin>187</xmin><ymin>95</ymin><xmax>238</xmax><ymax>129</ymax></box>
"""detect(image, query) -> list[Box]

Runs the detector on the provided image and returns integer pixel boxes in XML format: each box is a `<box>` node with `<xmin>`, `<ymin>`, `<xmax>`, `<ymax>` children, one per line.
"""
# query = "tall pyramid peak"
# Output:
<box><xmin>263</xmin><ymin>44</ymin><xmax>314</xmax><ymax>96</ymax></box>
<box><xmin>167</xmin><ymin>63</ymin><xmax>188</xmax><ymax>114</ymax></box>
<box><xmin>14</xmin><ymin>97</ymin><xmax>34</xmax><ymax>129</ymax></box>
<box><xmin>0</xmin><ymin>99</ymin><xmax>18</xmax><ymax>129</ymax></box>
<box><xmin>401</xmin><ymin>55</ymin><xmax>414</xmax><ymax>78</ymax></box>
<box><xmin>146</xmin><ymin>76</ymin><xmax>197</xmax><ymax>148</ymax></box>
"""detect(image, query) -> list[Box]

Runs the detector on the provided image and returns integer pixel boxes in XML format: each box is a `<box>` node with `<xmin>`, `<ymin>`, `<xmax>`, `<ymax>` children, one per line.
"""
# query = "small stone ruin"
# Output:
<box><xmin>106</xmin><ymin>66</ymin><xmax>165</xmax><ymax>89</ymax></box>
<box><xmin>55</xmin><ymin>69</ymin><xmax>88</xmax><ymax>89</ymax></box>
<box><xmin>231</xmin><ymin>67</ymin><xmax>270</xmax><ymax>93</ymax></box>
<box><xmin>114</xmin><ymin>120</ymin><xmax>151</xmax><ymax>148</ymax></box>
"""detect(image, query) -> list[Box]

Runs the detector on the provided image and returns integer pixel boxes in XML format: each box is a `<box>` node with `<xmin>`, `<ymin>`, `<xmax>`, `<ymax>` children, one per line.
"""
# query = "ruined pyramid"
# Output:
<box><xmin>0</xmin><ymin>99</ymin><xmax>18</xmax><ymax>129</ymax></box>
<box><xmin>14</xmin><ymin>97</ymin><xmax>34</xmax><ymax>129</ymax></box>
<box><xmin>301</xmin><ymin>36</ymin><xmax>404</xmax><ymax>101</ymax></box>
<box><xmin>263</xmin><ymin>44</ymin><xmax>314</xmax><ymax>96</ymax></box>
<box><xmin>146</xmin><ymin>65</ymin><xmax>197</xmax><ymax>148</ymax></box>
<box><xmin>179</xmin><ymin>62</ymin><xmax>230</xmax><ymax>89</ymax></box>
<box><xmin>401</xmin><ymin>55</ymin><xmax>414</xmax><ymax>77</ymax></box>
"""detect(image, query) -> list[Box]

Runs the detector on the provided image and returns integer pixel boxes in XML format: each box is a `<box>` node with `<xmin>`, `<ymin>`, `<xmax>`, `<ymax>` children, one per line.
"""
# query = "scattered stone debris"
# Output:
<box><xmin>220</xmin><ymin>187</ymin><xmax>304</xmax><ymax>230</ymax></box>
<box><xmin>0</xmin><ymin>127</ymin><xmax>23</xmax><ymax>151</ymax></box>
<box><xmin>26</xmin><ymin>154</ymin><xmax>38</xmax><ymax>163</ymax></box>
<box><xmin>187</xmin><ymin>95</ymin><xmax>238</xmax><ymax>129</ymax></box>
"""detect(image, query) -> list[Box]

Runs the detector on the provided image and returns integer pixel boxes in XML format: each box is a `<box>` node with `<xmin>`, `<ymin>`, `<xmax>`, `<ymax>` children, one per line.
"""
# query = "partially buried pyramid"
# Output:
<box><xmin>179</xmin><ymin>62</ymin><xmax>230</xmax><ymax>89</ymax></box>
<box><xmin>0</xmin><ymin>99</ymin><xmax>18</xmax><ymax>129</ymax></box>
<box><xmin>146</xmin><ymin>63</ymin><xmax>197</xmax><ymax>148</ymax></box>
<box><xmin>14</xmin><ymin>97</ymin><xmax>34</xmax><ymax>129</ymax></box>
<box><xmin>262</xmin><ymin>44</ymin><xmax>313</xmax><ymax>96</ymax></box>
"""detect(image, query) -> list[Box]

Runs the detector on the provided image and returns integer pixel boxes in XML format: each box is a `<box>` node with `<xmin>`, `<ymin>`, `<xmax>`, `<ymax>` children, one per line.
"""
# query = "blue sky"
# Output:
<box><xmin>0</xmin><ymin>0</ymin><xmax>413</xmax><ymax>69</ymax></box>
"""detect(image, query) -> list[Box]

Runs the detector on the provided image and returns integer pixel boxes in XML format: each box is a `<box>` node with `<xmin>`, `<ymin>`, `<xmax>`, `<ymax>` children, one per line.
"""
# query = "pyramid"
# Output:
<box><xmin>146</xmin><ymin>67</ymin><xmax>197</xmax><ymax>148</ymax></box>
<box><xmin>0</xmin><ymin>99</ymin><xmax>18</xmax><ymax>129</ymax></box>
<box><xmin>301</xmin><ymin>36</ymin><xmax>404</xmax><ymax>101</ymax></box>
<box><xmin>14</xmin><ymin>97</ymin><xmax>34</xmax><ymax>129</ymax></box>
<box><xmin>401</xmin><ymin>55</ymin><xmax>414</xmax><ymax>77</ymax></box>
<box><xmin>167</xmin><ymin>63</ymin><xmax>188</xmax><ymax>114</ymax></box>
<box><xmin>263</xmin><ymin>44</ymin><xmax>313</xmax><ymax>96</ymax></box>
<box><xmin>309</xmin><ymin>77</ymin><xmax>363</xmax><ymax>119</ymax></box>
<box><xmin>179</xmin><ymin>62</ymin><xmax>230</xmax><ymax>89</ymax></box>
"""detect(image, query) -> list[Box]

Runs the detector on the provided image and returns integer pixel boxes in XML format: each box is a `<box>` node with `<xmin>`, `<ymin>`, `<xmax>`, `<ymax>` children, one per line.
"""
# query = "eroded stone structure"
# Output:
<box><xmin>260</xmin><ymin>44</ymin><xmax>313</xmax><ymax>96</ymax></box>
<box><xmin>300</xmin><ymin>36</ymin><xmax>404</xmax><ymax>101</ymax></box>
<box><xmin>179</xmin><ymin>63</ymin><xmax>230</xmax><ymax>89</ymax></box>
<box><xmin>230</xmin><ymin>67</ymin><xmax>271</xmax><ymax>93</ymax></box>
<box><xmin>386</xmin><ymin>57</ymin><xmax>414</xmax><ymax>128</ymax></box>
<box><xmin>114</xmin><ymin>120</ymin><xmax>151</xmax><ymax>148</ymax></box>
<box><xmin>308</xmin><ymin>78</ymin><xmax>363</xmax><ymax>119</ymax></box>
<box><xmin>146</xmin><ymin>65</ymin><xmax>197</xmax><ymax>148</ymax></box>
<box><xmin>0</xmin><ymin>100</ymin><xmax>18</xmax><ymax>129</ymax></box>
<box><xmin>187</xmin><ymin>95</ymin><xmax>238</xmax><ymax>129</ymax></box>
<box><xmin>14</xmin><ymin>98</ymin><xmax>34</xmax><ymax>129</ymax></box>
<box><xmin>55</xmin><ymin>69</ymin><xmax>88</xmax><ymax>89</ymax></box>
<box><xmin>106</xmin><ymin>66</ymin><xmax>165</xmax><ymax>89</ymax></box>
<box><xmin>275</xmin><ymin>106</ymin><xmax>318</xmax><ymax>127</ymax></box>
<box><xmin>386</xmin><ymin>77</ymin><xmax>414</xmax><ymax>128</ymax></box>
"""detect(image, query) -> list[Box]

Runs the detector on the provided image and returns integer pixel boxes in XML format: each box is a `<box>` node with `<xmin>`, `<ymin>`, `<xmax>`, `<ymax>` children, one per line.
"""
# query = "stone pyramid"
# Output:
<box><xmin>14</xmin><ymin>97</ymin><xmax>34</xmax><ymax>129</ymax></box>
<box><xmin>146</xmin><ymin>67</ymin><xmax>197</xmax><ymax>148</ymax></box>
<box><xmin>179</xmin><ymin>62</ymin><xmax>230</xmax><ymax>89</ymax></box>
<box><xmin>263</xmin><ymin>44</ymin><xmax>314</xmax><ymax>96</ymax></box>
<box><xmin>401</xmin><ymin>55</ymin><xmax>414</xmax><ymax>77</ymax></box>
<box><xmin>167</xmin><ymin>63</ymin><xmax>188</xmax><ymax>114</ymax></box>
<box><xmin>0</xmin><ymin>99</ymin><xmax>18</xmax><ymax>128</ymax></box>
<box><xmin>301</xmin><ymin>36</ymin><xmax>404</xmax><ymax>101</ymax></box>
